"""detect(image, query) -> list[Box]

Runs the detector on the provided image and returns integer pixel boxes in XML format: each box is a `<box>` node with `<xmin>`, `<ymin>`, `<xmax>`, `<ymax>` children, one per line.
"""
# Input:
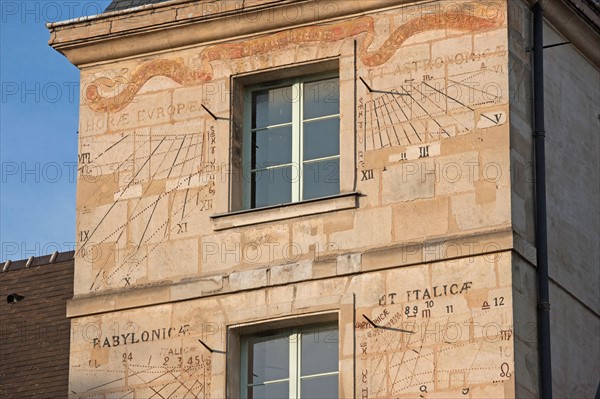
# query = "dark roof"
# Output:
<box><xmin>0</xmin><ymin>252</ymin><xmax>74</xmax><ymax>398</ymax></box>
<box><xmin>104</xmin><ymin>0</ymin><xmax>170</xmax><ymax>13</ymax></box>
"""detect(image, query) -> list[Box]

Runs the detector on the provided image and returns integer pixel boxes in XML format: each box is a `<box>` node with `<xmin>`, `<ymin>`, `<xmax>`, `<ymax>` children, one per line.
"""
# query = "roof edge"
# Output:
<box><xmin>46</xmin><ymin>0</ymin><xmax>181</xmax><ymax>28</ymax></box>
<box><xmin>1</xmin><ymin>250</ymin><xmax>75</xmax><ymax>272</ymax></box>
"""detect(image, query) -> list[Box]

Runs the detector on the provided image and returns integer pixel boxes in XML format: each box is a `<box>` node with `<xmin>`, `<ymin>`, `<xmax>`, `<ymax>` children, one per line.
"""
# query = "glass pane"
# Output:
<box><xmin>301</xmin><ymin>328</ymin><xmax>338</xmax><ymax>376</ymax></box>
<box><xmin>303</xmin><ymin>78</ymin><xmax>339</xmax><ymax>120</ymax></box>
<box><xmin>247</xmin><ymin>335</ymin><xmax>290</xmax><ymax>384</ymax></box>
<box><xmin>252</xmin><ymin>167</ymin><xmax>294</xmax><ymax>208</ymax></box>
<box><xmin>300</xmin><ymin>375</ymin><xmax>338</xmax><ymax>399</ymax></box>
<box><xmin>303</xmin><ymin>118</ymin><xmax>339</xmax><ymax>161</ymax></box>
<box><xmin>302</xmin><ymin>159</ymin><xmax>339</xmax><ymax>201</ymax></box>
<box><xmin>253</xmin><ymin>126</ymin><xmax>292</xmax><ymax>169</ymax></box>
<box><xmin>248</xmin><ymin>382</ymin><xmax>289</xmax><ymax>399</ymax></box>
<box><xmin>253</xmin><ymin>86</ymin><xmax>294</xmax><ymax>129</ymax></box>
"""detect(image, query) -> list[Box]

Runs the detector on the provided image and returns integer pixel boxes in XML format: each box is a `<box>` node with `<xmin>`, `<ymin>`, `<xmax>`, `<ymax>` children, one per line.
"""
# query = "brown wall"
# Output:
<box><xmin>0</xmin><ymin>252</ymin><xmax>74</xmax><ymax>399</ymax></box>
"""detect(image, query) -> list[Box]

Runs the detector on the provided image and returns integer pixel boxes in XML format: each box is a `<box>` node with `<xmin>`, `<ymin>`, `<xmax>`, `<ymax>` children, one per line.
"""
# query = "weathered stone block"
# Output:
<box><xmin>382</xmin><ymin>160</ymin><xmax>435</xmax><ymax>204</ymax></box>
<box><xmin>201</xmin><ymin>231</ymin><xmax>242</xmax><ymax>273</ymax></box>
<box><xmin>170</xmin><ymin>276</ymin><xmax>223</xmax><ymax>301</ymax></box>
<box><xmin>147</xmin><ymin>238</ymin><xmax>199</xmax><ymax>280</ymax></box>
<box><xmin>229</xmin><ymin>267</ymin><xmax>268</xmax><ymax>291</ymax></box>
<box><xmin>270</xmin><ymin>260</ymin><xmax>313</xmax><ymax>285</ymax></box>
<box><xmin>393</xmin><ymin>196</ymin><xmax>449</xmax><ymax>241</ymax></box>
<box><xmin>336</xmin><ymin>253</ymin><xmax>361</xmax><ymax>275</ymax></box>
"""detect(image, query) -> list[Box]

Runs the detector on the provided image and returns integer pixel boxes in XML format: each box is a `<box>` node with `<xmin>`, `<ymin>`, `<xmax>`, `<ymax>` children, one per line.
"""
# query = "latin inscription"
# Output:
<box><xmin>377</xmin><ymin>281</ymin><xmax>473</xmax><ymax>305</ymax></box>
<box><xmin>82</xmin><ymin>101</ymin><xmax>206</xmax><ymax>133</ymax></box>
<box><xmin>92</xmin><ymin>324</ymin><xmax>190</xmax><ymax>348</ymax></box>
<box><xmin>356</xmin><ymin>266</ymin><xmax>513</xmax><ymax>397</ymax></box>
<box><xmin>72</xmin><ymin>322</ymin><xmax>213</xmax><ymax>398</ymax></box>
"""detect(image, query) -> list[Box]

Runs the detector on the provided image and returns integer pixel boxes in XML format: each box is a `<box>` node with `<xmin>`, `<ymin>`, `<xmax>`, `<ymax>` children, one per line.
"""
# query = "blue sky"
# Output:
<box><xmin>1</xmin><ymin>1</ymin><xmax>111</xmax><ymax>261</ymax></box>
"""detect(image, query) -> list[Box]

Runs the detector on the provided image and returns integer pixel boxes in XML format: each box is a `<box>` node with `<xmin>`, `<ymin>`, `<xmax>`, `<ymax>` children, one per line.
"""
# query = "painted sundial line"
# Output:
<box><xmin>406</xmin><ymin>317</ymin><xmax>429</xmax><ymax>395</ymax></box>
<box><xmin>422</xmin><ymin>81</ymin><xmax>499</xmax><ymax>125</ymax></box>
<box><xmin>358</xmin><ymin>292</ymin><xmax>512</xmax><ymax>397</ymax></box>
<box><xmin>387</xmin><ymin>90</ymin><xmax>423</xmax><ymax>143</ymax></box>
<box><xmin>79</xmin><ymin>130</ymin><xmax>210</xmax><ymax>290</ymax></box>
<box><xmin>77</xmin><ymin>133</ymin><xmax>130</xmax><ymax>173</ymax></box>
<box><xmin>163</xmin><ymin>134</ymin><xmax>192</xmax><ymax>237</ymax></box>
<box><xmin>134</xmin><ymin>134</ymin><xmax>181</xmax><ymax>250</ymax></box>
<box><xmin>90</xmin><ymin>134</ymin><xmax>175</xmax><ymax>288</ymax></box>
<box><xmin>178</xmin><ymin>134</ymin><xmax>197</xmax><ymax>223</ymax></box>
<box><xmin>79</xmin><ymin>351</ymin><xmax>210</xmax><ymax>399</ymax></box>
<box><xmin>398</xmin><ymin>83</ymin><xmax>454</xmax><ymax>138</ymax></box>
<box><xmin>179</xmin><ymin>129</ymin><xmax>205</xmax><ymax>222</ymax></box>
<box><xmin>406</xmin><ymin>84</ymin><xmax>469</xmax><ymax>134</ymax></box>
<box><xmin>76</xmin><ymin>125</ymin><xmax>217</xmax><ymax>291</ymax></box>
<box><xmin>361</xmin><ymin>63</ymin><xmax>507</xmax><ymax>154</ymax></box>
<box><xmin>77</xmin><ymin>136</ymin><xmax>166</xmax><ymax>255</ymax></box>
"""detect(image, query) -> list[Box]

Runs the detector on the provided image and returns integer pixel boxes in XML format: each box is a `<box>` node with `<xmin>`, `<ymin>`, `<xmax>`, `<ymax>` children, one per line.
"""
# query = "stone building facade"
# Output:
<box><xmin>48</xmin><ymin>0</ymin><xmax>599</xmax><ymax>397</ymax></box>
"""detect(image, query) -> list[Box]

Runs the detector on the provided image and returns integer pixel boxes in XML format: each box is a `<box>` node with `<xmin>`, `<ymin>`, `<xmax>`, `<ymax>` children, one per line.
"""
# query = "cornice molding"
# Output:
<box><xmin>525</xmin><ymin>0</ymin><xmax>600</xmax><ymax>67</ymax></box>
<box><xmin>48</xmin><ymin>0</ymin><xmax>413</xmax><ymax>67</ymax></box>
<box><xmin>49</xmin><ymin>0</ymin><xmax>600</xmax><ymax>68</ymax></box>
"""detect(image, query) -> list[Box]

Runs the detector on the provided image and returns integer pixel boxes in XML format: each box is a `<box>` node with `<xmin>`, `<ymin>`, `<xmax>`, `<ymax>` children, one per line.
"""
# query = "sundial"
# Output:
<box><xmin>66</xmin><ymin>2</ymin><xmax>514</xmax><ymax>397</ymax></box>
<box><xmin>358</xmin><ymin>64</ymin><xmax>508</xmax><ymax>170</ymax></box>
<box><xmin>76</xmin><ymin>120</ymin><xmax>218</xmax><ymax>291</ymax></box>
<box><xmin>362</xmin><ymin>66</ymin><xmax>506</xmax><ymax>150</ymax></box>
<box><xmin>355</xmin><ymin>263</ymin><xmax>514</xmax><ymax>398</ymax></box>
<box><xmin>70</xmin><ymin>322</ymin><xmax>213</xmax><ymax>398</ymax></box>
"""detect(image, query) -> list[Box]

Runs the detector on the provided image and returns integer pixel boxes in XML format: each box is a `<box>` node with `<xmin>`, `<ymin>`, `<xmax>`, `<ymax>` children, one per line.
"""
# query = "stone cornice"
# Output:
<box><xmin>48</xmin><ymin>0</ymin><xmax>414</xmax><ymax>67</ymax></box>
<box><xmin>48</xmin><ymin>0</ymin><xmax>600</xmax><ymax>68</ymax></box>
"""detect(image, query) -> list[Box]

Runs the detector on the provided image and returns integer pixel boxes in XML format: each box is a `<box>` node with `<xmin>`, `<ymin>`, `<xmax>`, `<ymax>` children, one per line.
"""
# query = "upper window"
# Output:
<box><xmin>240</xmin><ymin>325</ymin><xmax>339</xmax><ymax>399</ymax></box>
<box><xmin>243</xmin><ymin>74</ymin><xmax>340</xmax><ymax>209</ymax></box>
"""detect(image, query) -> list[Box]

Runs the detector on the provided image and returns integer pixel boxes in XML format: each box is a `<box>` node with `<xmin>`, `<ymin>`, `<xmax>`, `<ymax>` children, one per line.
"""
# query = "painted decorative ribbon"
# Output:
<box><xmin>85</xmin><ymin>3</ymin><xmax>504</xmax><ymax>113</ymax></box>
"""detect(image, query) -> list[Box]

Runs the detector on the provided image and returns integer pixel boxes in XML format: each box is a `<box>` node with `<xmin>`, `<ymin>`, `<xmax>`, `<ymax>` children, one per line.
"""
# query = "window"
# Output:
<box><xmin>243</xmin><ymin>74</ymin><xmax>340</xmax><ymax>209</ymax></box>
<box><xmin>240</xmin><ymin>325</ymin><xmax>339</xmax><ymax>399</ymax></box>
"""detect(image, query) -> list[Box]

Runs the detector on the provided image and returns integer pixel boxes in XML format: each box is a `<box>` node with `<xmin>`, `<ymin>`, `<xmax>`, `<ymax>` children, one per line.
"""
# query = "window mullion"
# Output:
<box><xmin>240</xmin><ymin>337</ymin><xmax>249</xmax><ymax>399</ymax></box>
<box><xmin>297</xmin><ymin>331</ymin><xmax>302</xmax><ymax>399</ymax></box>
<box><xmin>289</xmin><ymin>331</ymin><xmax>299</xmax><ymax>399</ymax></box>
<box><xmin>292</xmin><ymin>79</ymin><xmax>302</xmax><ymax>202</ymax></box>
<box><xmin>243</xmin><ymin>91</ymin><xmax>253</xmax><ymax>210</ymax></box>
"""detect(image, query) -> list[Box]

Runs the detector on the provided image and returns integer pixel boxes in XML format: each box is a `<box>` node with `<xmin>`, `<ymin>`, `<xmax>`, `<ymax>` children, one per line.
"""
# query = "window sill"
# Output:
<box><xmin>211</xmin><ymin>192</ymin><xmax>360</xmax><ymax>231</ymax></box>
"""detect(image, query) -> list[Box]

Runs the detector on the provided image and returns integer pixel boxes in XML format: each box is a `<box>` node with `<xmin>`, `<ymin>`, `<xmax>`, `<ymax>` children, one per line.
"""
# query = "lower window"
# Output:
<box><xmin>240</xmin><ymin>325</ymin><xmax>339</xmax><ymax>399</ymax></box>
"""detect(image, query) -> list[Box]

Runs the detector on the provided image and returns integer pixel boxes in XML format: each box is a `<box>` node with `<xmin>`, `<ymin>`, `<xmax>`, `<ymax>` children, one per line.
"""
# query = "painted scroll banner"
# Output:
<box><xmin>84</xmin><ymin>2</ymin><xmax>504</xmax><ymax>113</ymax></box>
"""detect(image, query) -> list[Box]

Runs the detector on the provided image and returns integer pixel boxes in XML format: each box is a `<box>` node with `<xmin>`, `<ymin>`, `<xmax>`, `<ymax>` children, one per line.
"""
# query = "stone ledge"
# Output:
<box><xmin>211</xmin><ymin>192</ymin><xmax>360</xmax><ymax>231</ymax></box>
<box><xmin>270</xmin><ymin>260</ymin><xmax>313</xmax><ymax>285</ymax></box>
<box><xmin>229</xmin><ymin>268</ymin><xmax>268</xmax><ymax>291</ymax></box>
<box><xmin>65</xmin><ymin>226</ymin><xmax>516</xmax><ymax>318</ymax></box>
<box><xmin>336</xmin><ymin>253</ymin><xmax>362</xmax><ymax>275</ymax></box>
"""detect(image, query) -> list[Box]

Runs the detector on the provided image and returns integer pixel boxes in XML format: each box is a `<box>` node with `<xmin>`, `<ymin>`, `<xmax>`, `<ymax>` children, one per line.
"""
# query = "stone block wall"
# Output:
<box><xmin>68</xmin><ymin>253</ymin><xmax>515</xmax><ymax>398</ymax></box>
<box><xmin>45</xmin><ymin>0</ymin><xmax>546</xmax><ymax>396</ymax></box>
<box><xmin>71</xmin><ymin>0</ymin><xmax>511</xmax><ymax>296</ymax></box>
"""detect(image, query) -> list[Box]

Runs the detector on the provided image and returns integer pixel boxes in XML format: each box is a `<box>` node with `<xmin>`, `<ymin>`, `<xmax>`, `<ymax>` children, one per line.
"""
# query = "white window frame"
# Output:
<box><xmin>239</xmin><ymin>326</ymin><xmax>339</xmax><ymax>399</ymax></box>
<box><xmin>242</xmin><ymin>72</ymin><xmax>340</xmax><ymax>210</ymax></box>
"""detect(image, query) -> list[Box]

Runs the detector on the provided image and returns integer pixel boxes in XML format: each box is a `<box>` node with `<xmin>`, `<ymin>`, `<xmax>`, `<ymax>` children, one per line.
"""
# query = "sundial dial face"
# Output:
<box><xmin>76</xmin><ymin>115</ymin><xmax>218</xmax><ymax>292</ymax></box>
<box><xmin>69</xmin><ymin>308</ymin><xmax>216</xmax><ymax>399</ymax></box>
<box><xmin>355</xmin><ymin>260</ymin><xmax>514</xmax><ymax>398</ymax></box>
<box><xmin>361</xmin><ymin>67</ymin><xmax>507</xmax><ymax>151</ymax></box>
<box><xmin>355</xmin><ymin>2</ymin><xmax>509</xmax><ymax>170</ymax></box>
